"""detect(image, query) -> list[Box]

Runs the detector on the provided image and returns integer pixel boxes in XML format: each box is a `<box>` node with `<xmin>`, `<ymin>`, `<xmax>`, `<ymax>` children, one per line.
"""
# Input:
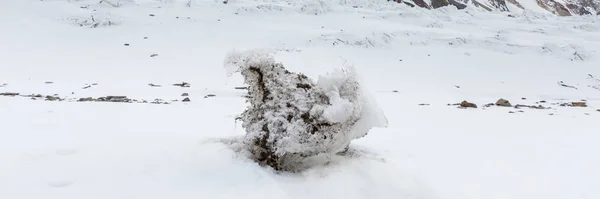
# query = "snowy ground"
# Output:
<box><xmin>1</xmin><ymin>0</ymin><xmax>600</xmax><ymax>199</ymax></box>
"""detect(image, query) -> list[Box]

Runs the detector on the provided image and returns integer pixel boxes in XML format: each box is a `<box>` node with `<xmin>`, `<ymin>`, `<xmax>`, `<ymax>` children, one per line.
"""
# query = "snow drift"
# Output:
<box><xmin>224</xmin><ymin>50</ymin><xmax>388</xmax><ymax>171</ymax></box>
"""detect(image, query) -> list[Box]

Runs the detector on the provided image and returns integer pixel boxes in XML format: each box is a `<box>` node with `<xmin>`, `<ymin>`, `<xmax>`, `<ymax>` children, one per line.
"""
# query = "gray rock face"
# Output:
<box><xmin>488</xmin><ymin>0</ymin><xmax>510</xmax><ymax>11</ymax></box>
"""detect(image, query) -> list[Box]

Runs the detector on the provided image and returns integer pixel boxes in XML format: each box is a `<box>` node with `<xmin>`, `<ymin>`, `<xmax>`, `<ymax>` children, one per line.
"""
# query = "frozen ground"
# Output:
<box><xmin>1</xmin><ymin>0</ymin><xmax>600</xmax><ymax>199</ymax></box>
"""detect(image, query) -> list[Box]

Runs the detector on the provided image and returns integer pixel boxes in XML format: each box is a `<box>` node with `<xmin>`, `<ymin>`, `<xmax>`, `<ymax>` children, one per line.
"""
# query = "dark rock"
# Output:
<box><xmin>149</xmin><ymin>14</ymin><xmax>155</xmax><ymax>17</ymax></box>
<box><xmin>431</xmin><ymin>0</ymin><xmax>449</xmax><ymax>8</ymax></box>
<box><xmin>521</xmin><ymin>97</ymin><xmax>526</xmax><ymax>100</ymax></box>
<box><xmin>412</xmin><ymin>0</ymin><xmax>432</xmax><ymax>8</ymax></box>
<box><xmin>45</xmin><ymin>96</ymin><xmax>60</xmax><ymax>101</ymax></box>
<box><xmin>143</xmin><ymin>37</ymin><xmax>148</xmax><ymax>39</ymax></box>
<box><xmin>418</xmin><ymin>103</ymin><xmax>430</xmax><ymax>106</ymax></box>
<box><xmin>204</xmin><ymin>94</ymin><xmax>216</xmax><ymax>98</ymax></box>
<box><xmin>45</xmin><ymin>81</ymin><xmax>54</xmax><ymax>84</ymax></box>
<box><xmin>0</xmin><ymin>92</ymin><xmax>20</xmax><ymax>96</ymax></box>
<box><xmin>182</xmin><ymin>97</ymin><xmax>191</xmax><ymax>102</ymax></box>
<box><xmin>181</xmin><ymin>93</ymin><xmax>189</xmax><ymax>96</ymax></box>
<box><xmin>78</xmin><ymin>97</ymin><xmax>95</xmax><ymax>102</ymax></box>
<box><xmin>148</xmin><ymin>83</ymin><xmax>162</xmax><ymax>87</ymax></box>
<box><xmin>150</xmin><ymin>54</ymin><xmax>159</xmax><ymax>57</ymax></box>
<box><xmin>173</xmin><ymin>82</ymin><xmax>191</xmax><ymax>87</ymax></box>
<box><xmin>235</xmin><ymin>87</ymin><xmax>248</xmax><ymax>90</ymax></box>
<box><xmin>448</xmin><ymin>0</ymin><xmax>467</xmax><ymax>9</ymax></box>
<box><xmin>124</xmin><ymin>43</ymin><xmax>130</xmax><ymax>46</ymax></box>
<box><xmin>488</xmin><ymin>0</ymin><xmax>509</xmax><ymax>11</ymax></box>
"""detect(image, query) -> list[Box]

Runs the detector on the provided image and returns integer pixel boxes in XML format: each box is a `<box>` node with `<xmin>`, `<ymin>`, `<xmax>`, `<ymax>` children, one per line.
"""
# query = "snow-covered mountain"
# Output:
<box><xmin>394</xmin><ymin>0</ymin><xmax>600</xmax><ymax>16</ymax></box>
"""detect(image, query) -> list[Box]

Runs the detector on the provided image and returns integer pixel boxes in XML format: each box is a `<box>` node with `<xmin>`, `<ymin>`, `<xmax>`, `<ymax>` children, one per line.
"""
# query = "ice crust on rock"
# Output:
<box><xmin>225</xmin><ymin>50</ymin><xmax>387</xmax><ymax>171</ymax></box>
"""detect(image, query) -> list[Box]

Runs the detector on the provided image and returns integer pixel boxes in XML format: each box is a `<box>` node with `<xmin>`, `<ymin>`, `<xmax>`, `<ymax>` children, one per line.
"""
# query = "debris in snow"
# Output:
<box><xmin>495</xmin><ymin>98</ymin><xmax>512</xmax><ymax>107</ymax></box>
<box><xmin>224</xmin><ymin>50</ymin><xmax>387</xmax><ymax>172</ymax></box>
<box><xmin>173</xmin><ymin>82</ymin><xmax>190</xmax><ymax>87</ymax></box>
<box><xmin>149</xmin><ymin>99</ymin><xmax>166</xmax><ymax>104</ymax></box>
<box><xmin>392</xmin><ymin>90</ymin><xmax>399</xmax><ymax>93</ymax></box>
<box><xmin>148</xmin><ymin>83</ymin><xmax>162</xmax><ymax>87</ymax></box>
<box><xmin>455</xmin><ymin>85</ymin><xmax>460</xmax><ymax>88</ymax></box>
<box><xmin>203</xmin><ymin>94</ymin><xmax>216</xmax><ymax>98</ymax></box>
<box><xmin>0</xmin><ymin>92</ymin><xmax>20</xmax><ymax>96</ymax></box>
<box><xmin>459</xmin><ymin>100</ymin><xmax>477</xmax><ymax>108</ymax></box>
<box><xmin>181</xmin><ymin>93</ymin><xmax>189</xmax><ymax>96</ymax></box>
<box><xmin>45</xmin><ymin>96</ymin><xmax>61</xmax><ymax>101</ymax></box>
<box><xmin>0</xmin><ymin>83</ymin><xmax>6</xmax><ymax>87</ymax></box>
<box><xmin>150</xmin><ymin>54</ymin><xmax>159</xmax><ymax>57</ymax></box>
<box><xmin>23</xmin><ymin>94</ymin><xmax>43</xmax><ymax>98</ymax></box>
<box><xmin>182</xmin><ymin>97</ymin><xmax>191</xmax><ymax>102</ymax></box>
<box><xmin>82</xmin><ymin>85</ymin><xmax>92</xmax><ymax>89</ymax></box>
<box><xmin>515</xmin><ymin>104</ymin><xmax>549</xmax><ymax>109</ymax></box>
<box><xmin>235</xmin><ymin>86</ymin><xmax>248</xmax><ymax>90</ymax></box>
<box><xmin>149</xmin><ymin>14</ymin><xmax>155</xmax><ymax>17</ymax></box>
<box><xmin>521</xmin><ymin>97</ymin><xmax>526</xmax><ymax>100</ymax></box>
<box><xmin>45</xmin><ymin>81</ymin><xmax>54</xmax><ymax>84</ymax></box>
<box><xmin>97</xmin><ymin>96</ymin><xmax>131</xmax><ymax>103</ymax></box>
<box><xmin>558</xmin><ymin>81</ymin><xmax>577</xmax><ymax>89</ymax></box>
<box><xmin>571</xmin><ymin>102</ymin><xmax>587</xmax><ymax>107</ymax></box>
<box><xmin>143</xmin><ymin>37</ymin><xmax>148</xmax><ymax>39</ymax></box>
<box><xmin>596</xmin><ymin>109</ymin><xmax>600</xmax><ymax>112</ymax></box>
<box><xmin>78</xmin><ymin>97</ymin><xmax>95</xmax><ymax>102</ymax></box>
<box><xmin>124</xmin><ymin>43</ymin><xmax>130</xmax><ymax>46</ymax></box>
<box><xmin>483</xmin><ymin>103</ymin><xmax>495</xmax><ymax>107</ymax></box>
<box><xmin>418</xmin><ymin>103</ymin><xmax>430</xmax><ymax>106</ymax></box>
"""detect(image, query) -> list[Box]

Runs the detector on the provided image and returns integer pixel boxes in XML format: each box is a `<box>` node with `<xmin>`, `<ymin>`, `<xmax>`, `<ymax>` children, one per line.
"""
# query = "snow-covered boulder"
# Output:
<box><xmin>224</xmin><ymin>50</ymin><xmax>387</xmax><ymax>171</ymax></box>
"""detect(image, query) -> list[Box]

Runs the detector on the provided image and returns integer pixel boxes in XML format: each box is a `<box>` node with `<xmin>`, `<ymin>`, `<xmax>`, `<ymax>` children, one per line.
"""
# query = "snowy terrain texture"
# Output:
<box><xmin>1</xmin><ymin>0</ymin><xmax>600</xmax><ymax>199</ymax></box>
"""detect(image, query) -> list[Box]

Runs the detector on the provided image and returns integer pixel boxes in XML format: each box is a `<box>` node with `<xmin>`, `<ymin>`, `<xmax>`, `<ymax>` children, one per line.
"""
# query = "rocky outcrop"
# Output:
<box><xmin>488</xmin><ymin>0</ymin><xmax>510</xmax><ymax>11</ymax></box>
<box><xmin>431</xmin><ymin>0</ymin><xmax>450</xmax><ymax>8</ymax></box>
<box><xmin>390</xmin><ymin>0</ymin><xmax>599</xmax><ymax>16</ymax></box>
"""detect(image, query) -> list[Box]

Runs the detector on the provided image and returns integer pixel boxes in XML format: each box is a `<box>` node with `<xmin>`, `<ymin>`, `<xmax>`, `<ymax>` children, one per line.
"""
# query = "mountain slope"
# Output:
<box><xmin>396</xmin><ymin>0</ymin><xmax>599</xmax><ymax>15</ymax></box>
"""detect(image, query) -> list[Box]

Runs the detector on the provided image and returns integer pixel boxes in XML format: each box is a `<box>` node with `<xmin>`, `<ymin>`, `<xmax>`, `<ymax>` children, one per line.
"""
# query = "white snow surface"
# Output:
<box><xmin>1</xmin><ymin>0</ymin><xmax>600</xmax><ymax>199</ymax></box>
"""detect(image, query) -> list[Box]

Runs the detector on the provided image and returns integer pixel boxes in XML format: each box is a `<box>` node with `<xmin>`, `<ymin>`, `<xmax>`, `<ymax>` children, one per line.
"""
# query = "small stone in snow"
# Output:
<box><xmin>45</xmin><ymin>81</ymin><xmax>54</xmax><ymax>84</ymax></box>
<box><xmin>143</xmin><ymin>37</ymin><xmax>148</xmax><ymax>39</ymax></box>
<box><xmin>182</xmin><ymin>97</ymin><xmax>191</xmax><ymax>102</ymax></box>
<box><xmin>571</xmin><ymin>102</ymin><xmax>587</xmax><ymax>107</ymax></box>
<box><xmin>181</xmin><ymin>93</ymin><xmax>189</xmax><ymax>96</ymax></box>
<box><xmin>124</xmin><ymin>43</ymin><xmax>130</xmax><ymax>46</ymax></box>
<box><xmin>204</xmin><ymin>94</ymin><xmax>216</xmax><ymax>98</ymax></box>
<box><xmin>495</xmin><ymin>98</ymin><xmax>512</xmax><ymax>107</ymax></box>
<box><xmin>149</xmin><ymin>14</ymin><xmax>155</xmax><ymax>17</ymax></box>
<box><xmin>459</xmin><ymin>100</ymin><xmax>477</xmax><ymax>108</ymax></box>
<box><xmin>150</xmin><ymin>54</ymin><xmax>159</xmax><ymax>57</ymax></box>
